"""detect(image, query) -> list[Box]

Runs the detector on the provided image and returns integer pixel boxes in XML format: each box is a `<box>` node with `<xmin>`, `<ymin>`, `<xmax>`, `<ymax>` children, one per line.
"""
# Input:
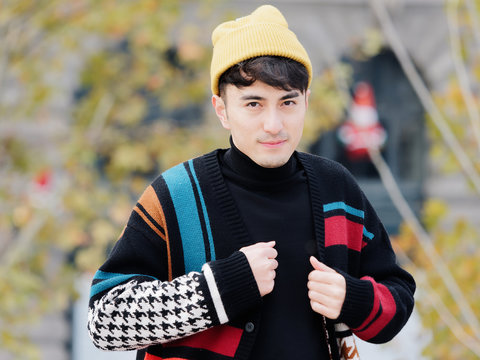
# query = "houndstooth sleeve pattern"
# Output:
<box><xmin>87</xmin><ymin>270</ymin><xmax>220</xmax><ymax>351</ymax></box>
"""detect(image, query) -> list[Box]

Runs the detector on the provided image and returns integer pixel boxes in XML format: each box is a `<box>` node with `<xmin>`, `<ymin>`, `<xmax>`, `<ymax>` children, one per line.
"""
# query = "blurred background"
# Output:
<box><xmin>1</xmin><ymin>0</ymin><xmax>480</xmax><ymax>359</ymax></box>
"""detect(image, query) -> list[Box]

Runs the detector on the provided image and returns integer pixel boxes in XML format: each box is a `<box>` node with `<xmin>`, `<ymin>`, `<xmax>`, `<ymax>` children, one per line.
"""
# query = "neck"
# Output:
<box><xmin>224</xmin><ymin>137</ymin><xmax>297</xmax><ymax>182</ymax></box>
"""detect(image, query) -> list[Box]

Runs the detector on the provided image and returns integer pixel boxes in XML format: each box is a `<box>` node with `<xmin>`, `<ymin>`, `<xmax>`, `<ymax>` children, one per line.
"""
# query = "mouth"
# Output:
<box><xmin>259</xmin><ymin>139</ymin><xmax>287</xmax><ymax>148</ymax></box>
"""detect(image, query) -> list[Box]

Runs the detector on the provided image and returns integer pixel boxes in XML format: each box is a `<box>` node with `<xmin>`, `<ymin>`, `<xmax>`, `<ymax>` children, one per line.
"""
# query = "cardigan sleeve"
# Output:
<box><xmin>87</xmin><ymin>184</ymin><xmax>260</xmax><ymax>351</ymax></box>
<box><xmin>335</xmin><ymin>175</ymin><xmax>416</xmax><ymax>344</ymax></box>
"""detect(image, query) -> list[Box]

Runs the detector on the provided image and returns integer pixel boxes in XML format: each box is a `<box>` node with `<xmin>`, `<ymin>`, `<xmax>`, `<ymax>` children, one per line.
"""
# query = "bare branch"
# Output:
<box><xmin>0</xmin><ymin>21</ymin><xmax>17</xmax><ymax>105</ymax></box>
<box><xmin>395</xmin><ymin>248</ymin><xmax>480</xmax><ymax>357</ymax></box>
<box><xmin>447</xmin><ymin>0</ymin><xmax>480</xmax><ymax>151</ymax></box>
<box><xmin>369</xmin><ymin>0</ymin><xmax>480</xmax><ymax>195</ymax></box>
<box><xmin>87</xmin><ymin>94</ymin><xmax>115</xmax><ymax>145</ymax></box>
<box><xmin>465</xmin><ymin>0</ymin><xmax>480</xmax><ymax>49</ymax></box>
<box><xmin>0</xmin><ymin>212</ymin><xmax>49</xmax><ymax>269</ymax></box>
<box><xmin>368</xmin><ymin>147</ymin><xmax>480</xmax><ymax>341</ymax></box>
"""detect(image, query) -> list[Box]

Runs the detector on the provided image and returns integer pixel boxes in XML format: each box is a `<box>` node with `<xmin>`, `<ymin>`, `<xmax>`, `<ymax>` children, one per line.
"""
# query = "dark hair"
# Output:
<box><xmin>218</xmin><ymin>56</ymin><xmax>309</xmax><ymax>97</ymax></box>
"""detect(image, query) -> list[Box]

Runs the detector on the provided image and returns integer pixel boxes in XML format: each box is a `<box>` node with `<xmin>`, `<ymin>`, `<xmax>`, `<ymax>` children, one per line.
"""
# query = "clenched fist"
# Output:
<box><xmin>240</xmin><ymin>241</ymin><xmax>278</xmax><ymax>297</ymax></box>
<box><xmin>307</xmin><ymin>256</ymin><xmax>346</xmax><ymax>319</ymax></box>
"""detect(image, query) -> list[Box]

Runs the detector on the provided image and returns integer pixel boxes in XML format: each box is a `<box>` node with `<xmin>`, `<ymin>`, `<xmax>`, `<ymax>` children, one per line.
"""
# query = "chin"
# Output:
<box><xmin>255</xmin><ymin>156</ymin><xmax>289</xmax><ymax>168</ymax></box>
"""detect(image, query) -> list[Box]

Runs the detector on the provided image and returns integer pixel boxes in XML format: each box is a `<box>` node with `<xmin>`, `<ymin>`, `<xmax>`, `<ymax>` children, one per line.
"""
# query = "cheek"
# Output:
<box><xmin>233</xmin><ymin>118</ymin><xmax>260</xmax><ymax>136</ymax></box>
<box><xmin>230</xmin><ymin>124</ymin><xmax>251</xmax><ymax>144</ymax></box>
<box><xmin>289</xmin><ymin>116</ymin><xmax>305</xmax><ymax>136</ymax></box>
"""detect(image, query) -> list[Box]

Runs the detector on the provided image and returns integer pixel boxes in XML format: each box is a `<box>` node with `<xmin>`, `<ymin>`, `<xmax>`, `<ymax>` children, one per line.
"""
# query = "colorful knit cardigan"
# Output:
<box><xmin>87</xmin><ymin>150</ymin><xmax>415</xmax><ymax>360</ymax></box>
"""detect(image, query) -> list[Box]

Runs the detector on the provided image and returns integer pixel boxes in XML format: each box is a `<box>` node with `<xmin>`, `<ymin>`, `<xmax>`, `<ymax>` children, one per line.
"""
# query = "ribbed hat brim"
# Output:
<box><xmin>210</xmin><ymin>18</ymin><xmax>312</xmax><ymax>95</ymax></box>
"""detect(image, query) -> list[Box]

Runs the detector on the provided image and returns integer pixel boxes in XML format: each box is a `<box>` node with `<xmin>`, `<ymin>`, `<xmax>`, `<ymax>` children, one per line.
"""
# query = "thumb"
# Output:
<box><xmin>310</xmin><ymin>256</ymin><xmax>334</xmax><ymax>272</ymax></box>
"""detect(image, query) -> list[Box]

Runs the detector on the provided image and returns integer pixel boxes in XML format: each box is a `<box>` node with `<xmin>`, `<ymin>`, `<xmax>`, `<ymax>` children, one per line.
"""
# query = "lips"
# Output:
<box><xmin>259</xmin><ymin>139</ymin><xmax>287</xmax><ymax>148</ymax></box>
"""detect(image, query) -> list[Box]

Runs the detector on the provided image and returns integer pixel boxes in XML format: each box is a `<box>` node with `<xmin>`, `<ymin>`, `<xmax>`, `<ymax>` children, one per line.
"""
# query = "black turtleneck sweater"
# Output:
<box><xmin>220</xmin><ymin>142</ymin><xmax>330</xmax><ymax>359</ymax></box>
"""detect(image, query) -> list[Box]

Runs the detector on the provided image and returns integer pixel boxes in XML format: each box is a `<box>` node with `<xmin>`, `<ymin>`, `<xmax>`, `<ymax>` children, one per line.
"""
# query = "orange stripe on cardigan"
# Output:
<box><xmin>352</xmin><ymin>276</ymin><xmax>397</xmax><ymax>340</ymax></box>
<box><xmin>134</xmin><ymin>205</ymin><xmax>166</xmax><ymax>240</ymax></box>
<box><xmin>136</xmin><ymin>185</ymin><xmax>173</xmax><ymax>281</ymax></box>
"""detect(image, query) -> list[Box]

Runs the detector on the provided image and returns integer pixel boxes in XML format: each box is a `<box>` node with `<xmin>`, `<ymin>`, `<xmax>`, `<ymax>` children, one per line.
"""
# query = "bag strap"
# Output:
<box><xmin>335</xmin><ymin>323</ymin><xmax>361</xmax><ymax>360</ymax></box>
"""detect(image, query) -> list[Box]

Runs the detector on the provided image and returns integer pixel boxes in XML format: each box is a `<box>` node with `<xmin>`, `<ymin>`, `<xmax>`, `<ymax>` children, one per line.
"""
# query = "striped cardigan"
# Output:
<box><xmin>87</xmin><ymin>150</ymin><xmax>415</xmax><ymax>360</ymax></box>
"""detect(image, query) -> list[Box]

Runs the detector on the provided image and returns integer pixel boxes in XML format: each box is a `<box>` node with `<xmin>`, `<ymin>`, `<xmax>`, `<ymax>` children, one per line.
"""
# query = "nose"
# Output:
<box><xmin>263</xmin><ymin>109</ymin><xmax>283</xmax><ymax>134</ymax></box>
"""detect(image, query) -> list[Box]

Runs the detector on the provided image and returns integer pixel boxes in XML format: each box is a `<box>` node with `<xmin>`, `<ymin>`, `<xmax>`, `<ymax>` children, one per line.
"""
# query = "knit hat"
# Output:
<box><xmin>210</xmin><ymin>5</ymin><xmax>312</xmax><ymax>95</ymax></box>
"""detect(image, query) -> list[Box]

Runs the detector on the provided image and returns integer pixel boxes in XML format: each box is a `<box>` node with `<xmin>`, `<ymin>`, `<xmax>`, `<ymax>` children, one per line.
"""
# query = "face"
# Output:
<box><xmin>212</xmin><ymin>81</ymin><xmax>310</xmax><ymax>168</ymax></box>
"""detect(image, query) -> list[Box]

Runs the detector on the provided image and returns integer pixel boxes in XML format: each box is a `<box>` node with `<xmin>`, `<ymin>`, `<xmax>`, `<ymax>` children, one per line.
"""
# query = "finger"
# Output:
<box><xmin>310</xmin><ymin>300</ymin><xmax>340</xmax><ymax>320</ymax></box>
<box><xmin>263</xmin><ymin>247</ymin><xmax>278</xmax><ymax>259</ymax></box>
<box><xmin>240</xmin><ymin>242</ymin><xmax>275</xmax><ymax>255</ymax></box>
<box><xmin>256</xmin><ymin>241</ymin><xmax>275</xmax><ymax>248</ymax></box>
<box><xmin>270</xmin><ymin>259</ymin><xmax>279</xmax><ymax>270</ymax></box>
<box><xmin>307</xmin><ymin>280</ymin><xmax>331</xmax><ymax>295</ymax></box>
<box><xmin>308</xmin><ymin>290</ymin><xmax>335</xmax><ymax>306</ymax></box>
<box><xmin>307</xmin><ymin>281</ymin><xmax>344</xmax><ymax>300</ymax></box>
<box><xmin>309</xmin><ymin>256</ymin><xmax>335</xmax><ymax>273</ymax></box>
<box><xmin>247</xmin><ymin>241</ymin><xmax>276</xmax><ymax>249</ymax></box>
<box><xmin>270</xmin><ymin>269</ymin><xmax>276</xmax><ymax>280</ymax></box>
<box><xmin>308</xmin><ymin>270</ymin><xmax>340</xmax><ymax>284</ymax></box>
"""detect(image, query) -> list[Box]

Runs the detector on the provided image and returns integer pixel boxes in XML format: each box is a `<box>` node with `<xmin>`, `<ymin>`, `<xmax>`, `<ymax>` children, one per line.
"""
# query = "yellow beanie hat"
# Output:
<box><xmin>210</xmin><ymin>5</ymin><xmax>312</xmax><ymax>95</ymax></box>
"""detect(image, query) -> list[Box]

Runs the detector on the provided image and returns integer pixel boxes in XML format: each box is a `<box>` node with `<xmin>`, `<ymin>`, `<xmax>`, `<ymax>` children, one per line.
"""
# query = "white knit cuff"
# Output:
<box><xmin>202</xmin><ymin>263</ymin><xmax>228</xmax><ymax>324</ymax></box>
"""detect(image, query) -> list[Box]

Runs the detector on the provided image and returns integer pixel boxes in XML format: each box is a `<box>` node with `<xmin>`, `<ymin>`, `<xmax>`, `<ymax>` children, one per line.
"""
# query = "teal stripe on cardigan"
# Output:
<box><xmin>163</xmin><ymin>162</ymin><xmax>212</xmax><ymax>273</ymax></box>
<box><xmin>90</xmin><ymin>270</ymin><xmax>156</xmax><ymax>297</ymax></box>
<box><xmin>363</xmin><ymin>227</ymin><xmax>374</xmax><ymax>240</ymax></box>
<box><xmin>323</xmin><ymin>201</ymin><xmax>365</xmax><ymax>218</ymax></box>
<box><xmin>188</xmin><ymin>159</ymin><xmax>215</xmax><ymax>261</ymax></box>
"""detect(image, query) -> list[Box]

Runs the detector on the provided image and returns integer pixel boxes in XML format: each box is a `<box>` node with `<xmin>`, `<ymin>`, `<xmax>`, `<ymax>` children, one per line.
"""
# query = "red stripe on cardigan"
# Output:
<box><xmin>163</xmin><ymin>324</ymin><xmax>243</xmax><ymax>357</ymax></box>
<box><xmin>145</xmin><ymin>355</ymin><xmax>187</xmax><ymax>360</ymax></box>
<box><xmin>325</xmin><ymin>215</ymin><xmax>367</xmax><ymax>252</ymax></box>
<box><xmin>353</xmin><ymin>276</ymin><xmax>397</xmax><ymax>340</ymax></box>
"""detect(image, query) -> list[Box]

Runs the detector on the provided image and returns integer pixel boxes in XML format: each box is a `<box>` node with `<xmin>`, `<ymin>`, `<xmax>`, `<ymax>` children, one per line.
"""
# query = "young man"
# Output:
<box><xmin>87</xmin><ymin>5</ymin><xmax>415</xmax><ymax>360</ymax></box>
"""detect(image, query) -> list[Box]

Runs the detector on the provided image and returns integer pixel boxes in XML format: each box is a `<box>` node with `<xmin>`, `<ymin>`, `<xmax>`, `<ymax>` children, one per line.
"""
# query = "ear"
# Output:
<box><xmin>212</xmin><ymin>95</ymin><xmax>230</xmax><ymax>130</ymax></box>
<box><xmin>305</xmin><ymin>89</ymin><xmax>311</xmax><ymax>110</ymax></box>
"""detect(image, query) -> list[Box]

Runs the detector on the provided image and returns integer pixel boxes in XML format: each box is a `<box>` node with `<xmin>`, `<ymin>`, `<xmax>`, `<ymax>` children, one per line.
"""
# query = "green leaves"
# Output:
<box><xmin>396</xmin><ymin>198</ymin><xmax>480</xmax><ymax>359</ymax></box>
<box><xmin>0</xmin><ymin>1</ymin><xmax>214</xmax><ymax>357</ymax></box>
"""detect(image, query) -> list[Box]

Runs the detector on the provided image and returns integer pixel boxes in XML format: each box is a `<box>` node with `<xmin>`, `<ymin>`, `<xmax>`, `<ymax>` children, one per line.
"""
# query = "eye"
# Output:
<box><xmin>283</xmin><ymin>100</ymin><xmax>296</xmax><ymax>106</ymax></box>
<box><xmin>246</xmin><ymin>101</ymin><xmax>260</xmax><ymax>108</ymax></box>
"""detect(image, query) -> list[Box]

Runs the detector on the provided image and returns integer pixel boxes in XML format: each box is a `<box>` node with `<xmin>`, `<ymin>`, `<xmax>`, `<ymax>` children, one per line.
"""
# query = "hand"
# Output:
<box><xmin>240</xmin><ymin>241</ymin><xmax>278</xmax><ymax>297</ymax></box>
<box><xmin>307</xmin><ymin>256</ymin><xmax>346</xmax><ymax>319</ymax></box>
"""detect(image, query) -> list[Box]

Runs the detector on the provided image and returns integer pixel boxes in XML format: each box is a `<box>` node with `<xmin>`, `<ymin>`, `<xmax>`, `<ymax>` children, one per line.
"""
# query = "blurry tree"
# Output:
<box><xmin>369</xmin><ymin>0</ymin><xmax>480</xmax><ymax>358</ymax></box>
<box><xmin>0</xmin><ymin>0</ymin><xmax>214</xmax><ymax>357</ymax></box>
<box><xmin>0</xmin><ymin>1</ymin><xmax>345</xmax><ymax>358</ymax></box>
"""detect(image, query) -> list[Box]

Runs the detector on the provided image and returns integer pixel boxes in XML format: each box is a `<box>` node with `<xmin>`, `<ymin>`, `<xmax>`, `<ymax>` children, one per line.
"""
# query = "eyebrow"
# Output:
<box><xmin>280</xmin><ymin>91</ymin><xmax>300</xmax><ymax>100</ymax></box>
<box><xmin>239</xmin><ymin>91</ymin><xmax>300</xmax><ymax>101</ymax></box>
<box><xmin>240</xmin><ymin>95</ymin><xmax>264</xmax><ymax>101</ymax></box>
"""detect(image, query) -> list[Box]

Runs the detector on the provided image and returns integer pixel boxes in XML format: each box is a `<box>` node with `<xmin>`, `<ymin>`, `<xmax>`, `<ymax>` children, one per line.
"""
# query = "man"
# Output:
<box><xmin>87</xmin><ymin>5</ymin><xmax>415</xmax><ymax>360</ymax></box>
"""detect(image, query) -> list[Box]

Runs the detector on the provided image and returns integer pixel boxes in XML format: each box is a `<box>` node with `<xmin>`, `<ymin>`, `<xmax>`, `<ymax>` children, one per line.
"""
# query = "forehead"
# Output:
<box><xmin>223</xmin><ymin>81</ymin><xmax>301</xmax><ymax>102</ymax></box>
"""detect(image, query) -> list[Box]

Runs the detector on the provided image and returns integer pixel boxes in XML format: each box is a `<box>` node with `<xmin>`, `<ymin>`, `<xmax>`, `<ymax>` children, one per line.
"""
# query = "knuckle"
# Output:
<box><xmin>332</xmin><ymin>287</ymin><xmax>343</xmax><ymax>299</ymax></box>
<box><xmin>267</xmin><ymin>282</ymin><xmax>274</xmax><ymax>293</ymax></box>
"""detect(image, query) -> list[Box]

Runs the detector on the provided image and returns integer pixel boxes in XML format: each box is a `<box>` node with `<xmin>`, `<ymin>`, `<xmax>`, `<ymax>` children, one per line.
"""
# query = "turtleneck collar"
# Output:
<box><xmin>223</xmin><ymin>137</ymin><xmax>299</xmax><ymax>183</ymax></box>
